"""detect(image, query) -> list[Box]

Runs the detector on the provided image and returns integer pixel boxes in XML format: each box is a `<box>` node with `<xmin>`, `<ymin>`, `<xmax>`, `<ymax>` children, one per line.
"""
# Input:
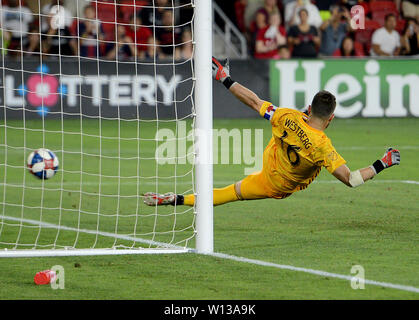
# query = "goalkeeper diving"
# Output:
<box><xmin>144</xmin><ymin>57</ymin><xmax>401</xmax><ymax>207</ymax></box>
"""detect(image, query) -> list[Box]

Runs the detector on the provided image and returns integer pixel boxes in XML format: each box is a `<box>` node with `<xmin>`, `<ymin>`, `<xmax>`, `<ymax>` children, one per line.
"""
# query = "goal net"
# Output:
<box><xmin>0</xmin><ymin>0</ymin><xmax>213</xmax><ymax>257</ymax></box>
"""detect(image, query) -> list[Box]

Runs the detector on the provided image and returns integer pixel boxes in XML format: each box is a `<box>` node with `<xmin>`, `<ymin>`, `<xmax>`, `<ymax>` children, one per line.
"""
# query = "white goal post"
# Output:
<box><xmin>194</xmin><ymin>0</ymin><xmax>213</xmax><ymax>254</ymax></box>
<box><xmin>0</xmin><ymin>0</ymin><xmax>213</xmax><ymax>257</ymax></box>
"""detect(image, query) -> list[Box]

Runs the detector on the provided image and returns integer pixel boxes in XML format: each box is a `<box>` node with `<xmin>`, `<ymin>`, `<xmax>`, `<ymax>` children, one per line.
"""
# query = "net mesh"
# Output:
<box><xmin>0</xmin><ymin>0</ymin><xmax>197</xmax><ymax>252</ymax></box>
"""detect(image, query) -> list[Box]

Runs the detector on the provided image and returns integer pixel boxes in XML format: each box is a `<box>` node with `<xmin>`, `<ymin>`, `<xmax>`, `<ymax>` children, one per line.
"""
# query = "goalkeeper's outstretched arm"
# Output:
<box><xmin>229</xmin><ymin>83</ymin><xmax>265</xmax><ymax>113</ymax></box>
<box><xmin>332</xmin><ymin>148</ymin><xmax>401</xmax><ymax>187</ymax></box>
<box><xmin>212</xmin><ymin>57</ymin><xmax>264</xmax><ymax>113</ymax></box>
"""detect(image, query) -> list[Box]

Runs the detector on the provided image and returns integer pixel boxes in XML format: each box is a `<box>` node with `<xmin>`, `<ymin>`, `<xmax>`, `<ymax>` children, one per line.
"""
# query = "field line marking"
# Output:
<box><xmin>1</xmin><ymin>215</ymin><xmax>418</xmax><ymax>294</ymax></box>
<box><xmin>0</xmin><ymin>215</ymin><xmax>185</xmax><ymax>250</ymax></box>
<box><xmin>204</xmin><ymin>252</ymin><xmax>419</xmax><ymax>294</ymax></box>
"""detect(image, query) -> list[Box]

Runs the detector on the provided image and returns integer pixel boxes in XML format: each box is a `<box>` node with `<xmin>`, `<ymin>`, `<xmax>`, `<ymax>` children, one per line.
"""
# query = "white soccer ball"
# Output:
<box><xmin>27</xmin><ymin>148</ymin><xmax>59</xmax><ymax>179</ymax></box>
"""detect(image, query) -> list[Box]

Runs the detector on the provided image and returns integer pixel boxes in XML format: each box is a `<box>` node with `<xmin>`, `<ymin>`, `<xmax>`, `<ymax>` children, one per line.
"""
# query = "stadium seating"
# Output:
<box><xmin>372</xmin><ymin>10</ymin><xmax>399</xmax><ymax>26</ymax></box>
<box><xmin>369</xmin><ymin>0</ymin><xmax>399</xmax><ymax>26</ymax></box>
<box><xmin>369</xmin><ymin>0</ymin><xmax>398</xmax><ymax>14</ymax></box>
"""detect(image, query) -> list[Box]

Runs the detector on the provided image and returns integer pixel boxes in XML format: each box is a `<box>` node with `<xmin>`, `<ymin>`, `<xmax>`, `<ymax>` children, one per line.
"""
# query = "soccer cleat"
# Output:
<box><xmin>143</xmin><ymin>192</ymin><xmax>176</xmax><ymax>206</ymax></box>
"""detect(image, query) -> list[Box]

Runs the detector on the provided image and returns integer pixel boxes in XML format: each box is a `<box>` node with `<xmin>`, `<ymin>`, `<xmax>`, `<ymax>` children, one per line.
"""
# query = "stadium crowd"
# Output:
<box><xmin>0</xmin><ymin>0</ymin><xmax>194</xmax><ymax>60</ymax></box>
<box><xmin>0</xmin><ymin>0</ymin><xmax>418</xmax><ymax>60</ymax></box>
<box><xmin>231</xmin><ymin>0</ymin><xmax>419</xmax><ymax>58</ymax></box>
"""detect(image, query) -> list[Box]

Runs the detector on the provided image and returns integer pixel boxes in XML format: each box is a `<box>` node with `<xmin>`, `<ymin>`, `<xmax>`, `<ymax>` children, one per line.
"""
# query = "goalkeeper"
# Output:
<box><xmin>144</xmin><ymin>57</ymin><xmax>401</xmax><ymax>207</ymax></box>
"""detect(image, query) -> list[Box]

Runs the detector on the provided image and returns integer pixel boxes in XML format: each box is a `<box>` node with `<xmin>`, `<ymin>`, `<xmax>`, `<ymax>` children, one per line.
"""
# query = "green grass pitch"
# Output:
<box><xmin>0</xmin><ymin>117</ymin><xmax>418</xmax><ymax>299</ymax></box>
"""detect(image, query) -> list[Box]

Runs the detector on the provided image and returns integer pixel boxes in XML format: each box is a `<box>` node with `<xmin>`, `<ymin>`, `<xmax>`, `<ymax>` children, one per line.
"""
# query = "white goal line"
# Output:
<box><xmin>205</xmin><ymin>252</ymin><xmax>419</xmax><ymax>294</ymax></box>
<box><xmin>0</xmin><ymin>214</ymin><xmax>418</xmax><ymax>294</ymax></box>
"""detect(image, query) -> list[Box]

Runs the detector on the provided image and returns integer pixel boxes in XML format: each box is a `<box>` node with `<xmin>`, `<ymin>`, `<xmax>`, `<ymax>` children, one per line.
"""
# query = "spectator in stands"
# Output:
<box><xmin>244</xmin><ymin>0</ymin><xmax>267</xmax><ymax>31</ymax></box>
<box><xmin>41</xmin><ymin>0</ymin><xmax>73</xmax><ymax>33</ymax></box>
<box><xmin>253</xmin><ymin>9</ymin><xmax>269</xmax><ymax>32</ymax></box>
<box><xmin>125</xmin><ymin>14</ymin><xmax>152</xmax><ymax>57</ymax></box>
<box><xmin>333</xmin><ymin>36</ymin><xmax>361</xmax><ymax>56</ymax></box>
<box><xmin>400</xmin><ymin>17</ymin><xmax>419</xmax><ymax>55</ymax></box>
<box><xmin>319</xmin><ymin>5</ymin><xmax>352</xmax><ymax>56</ymax></box>
<box><xmin>144</xmin><ymin>37</ymin><xmax>165</xmax><ymax>60</ymax></box>
<box><xmin>0</xmin><ymin>0</ymin><xmax>33</xmax><ymax>53</ymax></box>
<box><xmin>175</xmin><ymin>28</ymin><xmax>193</xmax><ymax>60</ymax></box>
<box><xmin>278</xmin><ymin>44</ymin><xmax>291</xmax><ymax>58</ymax></box>
<box><xmin>256</xmin><ymin>0</ymin><xmax>281</xmax><ymax>24</ymax></box>
<box><xmin>287</xmin><ymin>8</ymin><xmax>320</xmax><ymax>58</ymax></box>
<box><xmin>249</xmin><ymin>11</ymin><xmax>268</xmax><ymax>53</ymax></box>
<box><xmin>156</xmin><ymin>9</ymin><xmax>182</xmax><ymax>56</ymax></box>
<box><xmin>141</xmin><ymin>0</ymin><xmax>170</xmax><ymax>26</ymax></box>
<box><xmin>254</xmin><ymin>12</ymin><xmax>287</xmax><ymax>59</ymax></box>
<box><xmin>26</xmin><ymin>26</ymin><xmax>41</xmax><ymax>56</ymax></box>
<box><xmin>78</xmin><ymin>5</ymin><xmax>105</xmax><ymax>58</ymax></box>
<box><xmin>370</xmin><ymin>13</ymin><xmax>401</xmax><ymax>56</ymax></box>
<box><xmin>285</xmin><ymin>0</ymin><xmax>323</xmax><ymax>29</ymax></box>
<box><xmin>105</xmin><ymin>24</ymin><xmax>138</xmax><ymax>60</ymax></box>
<box><xmin>402</xmin><ymin>0</ymin><xmax>419</xmax><ymax>22</ymax></box>
<box><xmin>42</xmin><ymin>12</ymin><xmax>77</xmax><ymax>56</ymax></box>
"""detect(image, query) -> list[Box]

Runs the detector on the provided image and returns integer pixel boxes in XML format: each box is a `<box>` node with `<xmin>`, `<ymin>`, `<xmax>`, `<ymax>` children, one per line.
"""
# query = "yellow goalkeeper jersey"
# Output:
<box><xmin>259</xmin><ymin>101</ymin><xmax>346</xmax><ymax>193</ymax></box>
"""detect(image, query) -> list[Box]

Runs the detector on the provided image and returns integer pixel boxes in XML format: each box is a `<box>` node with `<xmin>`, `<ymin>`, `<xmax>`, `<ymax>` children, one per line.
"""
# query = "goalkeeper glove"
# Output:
<box><xmin>212</xmin><ymin>57</ymin><xmax>236</xmax><ymax>89</ymax></box>
<box><xmin>370</xmin><ymin>148</ymin><xmax>401</xmax><ymax>174</ymax></box>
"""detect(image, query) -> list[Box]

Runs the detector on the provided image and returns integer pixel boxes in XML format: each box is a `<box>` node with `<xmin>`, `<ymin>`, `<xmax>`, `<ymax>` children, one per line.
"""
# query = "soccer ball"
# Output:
<box><xmin>27</xmin><ymin>148</ymin><xmax>59</xmax><ymax>179</ymax></box>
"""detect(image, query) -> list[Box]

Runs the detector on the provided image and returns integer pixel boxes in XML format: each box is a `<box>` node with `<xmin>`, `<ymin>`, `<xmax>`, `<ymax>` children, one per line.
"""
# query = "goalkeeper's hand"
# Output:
<box><xmin>371</xmin><ymin>147</ymin><xmax>400</xmax><ymax>174</ymax></box>
<box><xmin>212</xmin><ymin>57</ymin><xmax>236</xmax><ymax>89</ymax></box>
<box><xmin>380</xmin><ymin>147</ymin><xmax>401</xmax><ymax>168</ymax></box>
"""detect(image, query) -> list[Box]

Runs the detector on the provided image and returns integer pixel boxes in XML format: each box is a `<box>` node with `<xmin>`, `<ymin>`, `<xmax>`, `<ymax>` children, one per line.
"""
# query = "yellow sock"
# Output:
<box><xmin>183</xmin><ymin>184</ymin><xmax>239</xmax><ymax>206</ymax></box>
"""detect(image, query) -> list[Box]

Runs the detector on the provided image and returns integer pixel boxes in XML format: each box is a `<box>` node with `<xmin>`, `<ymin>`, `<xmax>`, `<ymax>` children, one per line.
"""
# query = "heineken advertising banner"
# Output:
<box><xmin>1</xmin><ymin>59</ymin><xmax>418</xmax><ymax>119</ymax></box>
<box><xmin>270</xmin><ymin>59</ymin><xmax>419</xmax><ymax>118</ymax></box>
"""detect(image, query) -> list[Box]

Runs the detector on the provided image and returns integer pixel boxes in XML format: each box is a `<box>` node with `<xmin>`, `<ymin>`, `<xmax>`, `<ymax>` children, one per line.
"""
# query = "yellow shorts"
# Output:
<box><xmin>239</xmin><ymin>170</ymin><xmax>292</xmax><ymax>200</ymax></box>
